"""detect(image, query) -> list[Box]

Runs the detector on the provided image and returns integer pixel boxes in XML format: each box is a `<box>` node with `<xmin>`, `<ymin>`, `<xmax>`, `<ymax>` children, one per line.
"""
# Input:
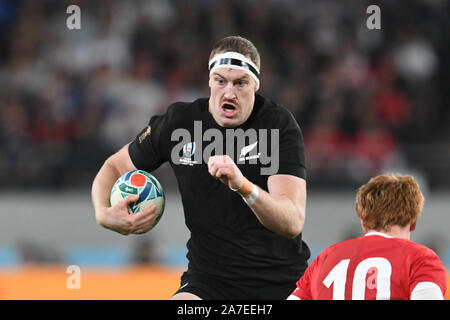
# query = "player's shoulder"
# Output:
<box><xmin>254</xmin><ymin>94</ymin><xmax>299</xmax><ymax>128</ymax></box>
<box><xmin>324</xmin><ymin>237</ymin><xmax>361</xmax><ymax>254</ymax></box>
<box><xmin>393</xmin><ymin>237</ymin><xmax>440</xmax><ymax>258</ymax></box>
<box><xmin>314</xmin><ymin>235</ymin><xmax>444</xmax><ymax>274</ymax></box>
<box><xmin>317</xmin><ymin>235</ymin><xmax>398</xmax><ymax>258</ymax></box>
<box><xmin>362</xmin><ymin>234</ymin><xmax>436</xmax><ymax>253</ymax></box>
<box><xmin>256</xmin><ymin>94</ymin><xmax>292</xmax><ymax>117</ymax></box>
<box><xmin>165</xmin><ymin>98</ymin><xmax>208</xmax><ymax>116</ymax></box>
<box><xmin>311</xmin><ymin>237</ymin><xmax>359</xmax><ymax>263</ymax></box>
<box><xmin>362</xmin><ymin>234</ymin><xmax>441</xmax><ymax>261</ymax></box>
<box><xmin>157</xmin><ymin>98</ymin><xmax>209</xmax><ymax>129</ymax></box>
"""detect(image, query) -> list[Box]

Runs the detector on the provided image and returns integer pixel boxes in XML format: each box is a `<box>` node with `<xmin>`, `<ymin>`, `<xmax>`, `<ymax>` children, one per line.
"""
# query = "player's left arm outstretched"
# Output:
<box><xmin>208</xmin><ymin>155</ymin><xmax>305</xmax><ymax>239</ymax></box>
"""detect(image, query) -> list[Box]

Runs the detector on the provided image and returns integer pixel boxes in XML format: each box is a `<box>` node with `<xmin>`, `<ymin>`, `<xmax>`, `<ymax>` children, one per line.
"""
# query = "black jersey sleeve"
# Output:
<box><xmin>275</xmin><ymin>107</ymin><xmax>307</xmax><ymax>180</ymax></box>
<box><xmin>128</xmin><ymin>104</ymin><xmax>176</xmax><ymax>172</ymax></box>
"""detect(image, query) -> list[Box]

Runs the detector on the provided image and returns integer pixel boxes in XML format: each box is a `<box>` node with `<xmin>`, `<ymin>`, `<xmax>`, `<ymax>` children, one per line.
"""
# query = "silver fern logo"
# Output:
<box><xmin>238</xmin><ymin>141</ymin><xmax>260</xmax><ymax>162</ymax></box>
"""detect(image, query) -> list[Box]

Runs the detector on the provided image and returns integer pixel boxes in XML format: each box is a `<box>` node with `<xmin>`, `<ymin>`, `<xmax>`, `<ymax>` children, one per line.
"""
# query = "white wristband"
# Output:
<box><xmin>243</xmin><ymin>183</ymin><xmax>259</xmax><ymax>206</ymax></box>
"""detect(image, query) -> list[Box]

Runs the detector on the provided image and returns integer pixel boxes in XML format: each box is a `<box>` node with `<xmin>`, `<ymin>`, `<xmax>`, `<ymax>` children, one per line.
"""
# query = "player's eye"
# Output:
<box><xmin>215</xmin><ymin>77</ymin><xmax>225</xmax><ymax>85</ymax></box>
<box><xmin>236</xmin><ymin>80</ymin><xmax>248</xmax><ymax>88</ymax></box>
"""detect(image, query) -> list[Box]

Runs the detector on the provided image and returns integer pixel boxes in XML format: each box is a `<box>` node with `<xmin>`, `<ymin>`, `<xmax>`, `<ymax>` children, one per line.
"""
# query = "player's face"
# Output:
<box><xmin>208</xmin><ymin>68</ymin><xmax>259</xmax><ymax>128</ymax></box>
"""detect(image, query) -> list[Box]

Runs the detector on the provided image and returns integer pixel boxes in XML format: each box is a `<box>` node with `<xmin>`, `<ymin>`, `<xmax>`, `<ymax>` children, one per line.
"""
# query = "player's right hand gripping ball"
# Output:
<box><xmin>110</xmin><ymin>170</ymin><xmax>165</xmax><ymax>231</ymax></box>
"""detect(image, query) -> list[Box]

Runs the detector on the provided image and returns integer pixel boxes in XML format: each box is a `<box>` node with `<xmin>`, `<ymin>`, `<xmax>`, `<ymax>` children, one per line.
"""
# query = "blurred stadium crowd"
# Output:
<box><xmin>0</xmin><ymin>0</ymin><xmax>449</xmax><ymax>190</ymax></box>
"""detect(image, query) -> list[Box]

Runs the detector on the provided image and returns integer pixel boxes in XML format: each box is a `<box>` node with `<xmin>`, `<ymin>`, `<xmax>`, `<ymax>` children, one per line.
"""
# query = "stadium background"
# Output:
<box><xmin>0</xmin><ymin>0</ymin><xmax>449</xmax><ymax>299</ymax></box>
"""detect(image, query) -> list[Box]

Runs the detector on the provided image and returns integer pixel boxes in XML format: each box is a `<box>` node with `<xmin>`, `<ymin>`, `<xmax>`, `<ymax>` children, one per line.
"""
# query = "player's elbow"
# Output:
<box><xmin>94</xmin><ymin>209</ymin><xmax>106</xmax><ymax>227</ymax></box>
<box><xmin>267</xmin><ymin>218</ymin><xmax>302</xmax><ymax>239</ymax></box>
<box><xmin>278</xmin><ymin>214</ymin><xmax>304</xmax><ymax>239</ymax></box>
<box><xmin>285</xmin><ymin>221</ymin><xmax>303</xmax><ymax>239</ymax></box>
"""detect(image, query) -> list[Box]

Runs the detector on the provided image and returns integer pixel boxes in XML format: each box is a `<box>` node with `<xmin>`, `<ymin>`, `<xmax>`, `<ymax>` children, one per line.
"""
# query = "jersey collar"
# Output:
<box><xmin>364</xmin><ymin>231</ymin><xmax>393</xmax><ymax>238</ymax></box>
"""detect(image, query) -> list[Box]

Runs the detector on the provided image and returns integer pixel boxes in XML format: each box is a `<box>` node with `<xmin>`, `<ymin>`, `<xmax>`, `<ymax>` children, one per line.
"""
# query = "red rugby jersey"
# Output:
<box><xmin>290</xmin><ymin>232</ymin><xmax>446</xmax><ymax>300</ymax></box>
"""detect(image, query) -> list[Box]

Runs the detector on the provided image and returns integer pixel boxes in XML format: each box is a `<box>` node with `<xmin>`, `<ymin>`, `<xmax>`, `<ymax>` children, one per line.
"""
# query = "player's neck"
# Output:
<box><xmin>367</xmin><ymin>225</ymin><xmax>412</xmax><ymax>240</ymax></box>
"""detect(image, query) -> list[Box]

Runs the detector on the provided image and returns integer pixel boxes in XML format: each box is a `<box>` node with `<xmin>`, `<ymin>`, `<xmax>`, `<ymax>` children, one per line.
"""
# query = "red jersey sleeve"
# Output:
<box><xmin>290</xmin><ymin>256</ymin><xmax>319</xmax><ymax>300</ymax></box>
<box><xmin>409</xmin><ymin>250</ymin><xmax>447</xmax><ymax>297</ymax></box>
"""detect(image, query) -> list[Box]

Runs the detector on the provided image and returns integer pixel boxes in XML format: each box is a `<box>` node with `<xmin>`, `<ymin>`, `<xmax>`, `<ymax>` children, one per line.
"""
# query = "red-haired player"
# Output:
<box><xmin>288</xmin><ymin>174</ymin><xmax>446</xmax><ymax>300</ymax></box>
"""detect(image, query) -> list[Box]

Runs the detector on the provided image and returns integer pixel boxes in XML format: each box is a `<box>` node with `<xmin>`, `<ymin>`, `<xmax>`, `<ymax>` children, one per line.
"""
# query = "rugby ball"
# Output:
<box><xmin>110</xmin><ymin>170</ymin><xmax>165</xmax><ymax>230</ymax></box>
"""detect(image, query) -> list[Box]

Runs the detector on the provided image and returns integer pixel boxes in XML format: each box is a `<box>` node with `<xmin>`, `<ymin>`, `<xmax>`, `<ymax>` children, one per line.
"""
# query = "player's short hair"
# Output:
<box><xmin>355</xmin><ymin>174</ymin><xmax>424</xmax><ymax>231</ymax></box>
<box><xmin>209</xmin><ymin>36</ymin><xmax>261</xmax><ymax>70</ymax></box>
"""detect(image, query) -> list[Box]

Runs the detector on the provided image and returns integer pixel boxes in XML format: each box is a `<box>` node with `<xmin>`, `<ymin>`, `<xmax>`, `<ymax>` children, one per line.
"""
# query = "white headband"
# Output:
<box><xmin>208</xmin><ymin>51</ymin><xmax>260</xmax><ymax>85</ymax></box>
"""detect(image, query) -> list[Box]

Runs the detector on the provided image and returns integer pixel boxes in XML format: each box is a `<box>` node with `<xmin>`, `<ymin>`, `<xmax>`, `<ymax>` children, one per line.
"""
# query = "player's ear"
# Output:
<box><xmin>254</xmin><ymin>80</ymin><xmax>259</xmax><ymax>92</ymax></box>
<box><xmin>409</xmin><ymin>222</ymin><xmax>417</xmax><ymax>232</ymax></box>
<box><xmin>209</xmin><ymin>76</ymin><xmax>213</xmax><ymax>89</ymax></box>
<box><xmin>360</xmin><ymin>219</ymin><xmax>368</xmax><ymax>233</ymax></box>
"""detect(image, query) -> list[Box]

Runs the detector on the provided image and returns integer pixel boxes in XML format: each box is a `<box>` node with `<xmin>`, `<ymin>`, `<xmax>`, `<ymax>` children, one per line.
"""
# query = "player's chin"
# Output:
<box><xmin>218</xmin><ymin>115</ymin><xmax>241</xmax><ymax>128</ymax></box>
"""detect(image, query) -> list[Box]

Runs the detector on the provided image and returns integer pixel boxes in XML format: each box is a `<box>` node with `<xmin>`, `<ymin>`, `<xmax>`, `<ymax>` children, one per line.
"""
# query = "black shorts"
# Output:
<box><xmin>173</xmin><ymin>271</ymin><xmax>296</xmax><ymax>300</ymax></box>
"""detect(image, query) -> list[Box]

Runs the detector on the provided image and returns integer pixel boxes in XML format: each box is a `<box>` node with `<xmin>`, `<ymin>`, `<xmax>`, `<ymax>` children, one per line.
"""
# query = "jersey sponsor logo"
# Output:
<box><xmin>171</xmin><ymin>121</ymin><xmax>279</xmax><ymax>175</ymax></box>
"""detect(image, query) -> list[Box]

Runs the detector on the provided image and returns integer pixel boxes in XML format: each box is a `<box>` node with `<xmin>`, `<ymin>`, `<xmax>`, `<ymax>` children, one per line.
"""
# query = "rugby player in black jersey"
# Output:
<box><xmin>91</xmin><ymin>36</ymin><xmax>310</xmax><ymax>299</ymax></box>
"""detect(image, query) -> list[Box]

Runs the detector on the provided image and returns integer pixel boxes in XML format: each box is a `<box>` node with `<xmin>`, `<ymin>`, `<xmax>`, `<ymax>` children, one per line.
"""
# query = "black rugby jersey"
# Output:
<box><xmin>129</xmin><ymin>93</ymin><xmax>310</xmax><ymax>286</ymax></box>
